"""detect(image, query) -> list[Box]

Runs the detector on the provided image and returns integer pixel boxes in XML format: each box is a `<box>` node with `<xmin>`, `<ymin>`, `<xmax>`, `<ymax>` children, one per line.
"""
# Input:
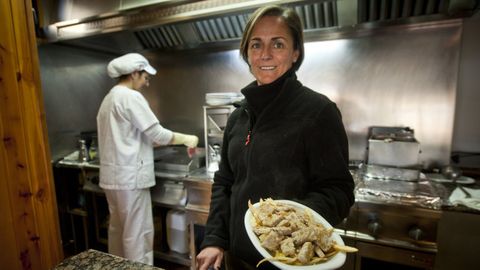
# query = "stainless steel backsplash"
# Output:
<box><xmin>39</xmin><ymin>20</ymin><xmax>471</xmax><ymax>168</ymax></box>
<box><xmin>38</xmin><ymin>45</ymin><xmax>114</xmax><ymax>161</ymax></box>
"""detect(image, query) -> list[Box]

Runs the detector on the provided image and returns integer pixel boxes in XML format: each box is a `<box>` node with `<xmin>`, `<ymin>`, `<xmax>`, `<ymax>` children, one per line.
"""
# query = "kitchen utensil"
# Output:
<box><xmin>458</xmin><ymin>186</ymin><xmax>472</xmax><ymax>198</ymax></box>
<box><xmin>423</xmin><ymin>173</ymin><xmax>475</xmax><ymax>184</ymax></box>
<box><xmin>442</xmin><ymin>165</ymin><xmax>472</xmax><ymax>198</ymax></box>
<box><xmin>441</xmin><ymin>165</ymin><xmax>462</xmax><ymax>180</ymax></box>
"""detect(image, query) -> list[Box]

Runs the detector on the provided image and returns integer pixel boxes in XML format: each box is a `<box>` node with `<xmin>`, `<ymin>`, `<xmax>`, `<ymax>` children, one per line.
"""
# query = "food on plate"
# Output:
<box><xmin>248</xmin><ymin>198</ymin><xmax>358</xmax><ymax>267</ymax></box>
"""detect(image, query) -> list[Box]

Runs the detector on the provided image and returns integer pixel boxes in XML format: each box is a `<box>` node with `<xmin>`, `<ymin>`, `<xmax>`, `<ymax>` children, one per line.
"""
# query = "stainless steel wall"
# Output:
<box><xmin>144</xmin><ymin>21</ymin><xmax>461</xmax><ymax>168</ymax></box>
<box><xmin>38</xmin><ymin>44</ymin><xmax>114</xmax><ymax>161</ymax></box>
<box><xmin>452</xmin><ymin>14</ymin><xmax>480</xmax><ymax>168</ymax></box>
<box><xmin>453</xmin><ymin>15</ymin><xmax>480</xmax><ymax>152</ymax></box>
<box><xmin>40</xmin><ymin>20</ymin><xmax>464</xmax><ymax>167</ymax></box>
<box><xmin>300</xmin><ymin>22</ymin><xmax>460</xmax><ymax>167</ymax></box>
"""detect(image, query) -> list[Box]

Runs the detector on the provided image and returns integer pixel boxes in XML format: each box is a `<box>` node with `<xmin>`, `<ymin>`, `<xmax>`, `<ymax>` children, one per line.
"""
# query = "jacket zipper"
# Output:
<box><xmin>245</xmin><ymin>130</ymin><xmax>251</xmax><ymax>146</ymax></box>
<box><xmin>244</xmin><ymin>108</ymin><xmax>254</xmax><ymax>146</ymax></box>
<box><xmin>244</xmin><ymin>107</ymin><xmax>254</xmax><ymax>180</ymax></box>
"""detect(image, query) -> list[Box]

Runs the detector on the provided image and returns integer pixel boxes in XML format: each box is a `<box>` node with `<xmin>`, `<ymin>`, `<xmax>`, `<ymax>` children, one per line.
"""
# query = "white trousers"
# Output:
<box><xmin>104</xmin><ymin>189</ymin><xmax>154</xmax><ymax>265</ymax></box>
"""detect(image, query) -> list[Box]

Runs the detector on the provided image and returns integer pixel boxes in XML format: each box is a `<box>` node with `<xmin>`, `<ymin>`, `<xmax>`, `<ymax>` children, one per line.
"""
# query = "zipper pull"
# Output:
<box><xmin>245</xmin><ymin>131</ymin><xmax>251</xmax><ymax>146</ymax></box>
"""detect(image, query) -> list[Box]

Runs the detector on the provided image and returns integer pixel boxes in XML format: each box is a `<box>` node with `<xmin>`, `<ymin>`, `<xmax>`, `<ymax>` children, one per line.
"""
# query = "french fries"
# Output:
<box><xmin>249</xmin><ymin>198</ymin><xmax>358</xmax><ymax>267</ymax></box>
<box><xmin>334</xmin><ymin>244</ymin><xmax>359</xmax><ymax>253</ymax></box>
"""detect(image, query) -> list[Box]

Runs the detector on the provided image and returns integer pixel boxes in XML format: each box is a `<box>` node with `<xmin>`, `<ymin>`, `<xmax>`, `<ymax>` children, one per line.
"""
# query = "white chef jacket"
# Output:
<box><xmin>97</xmin><ymin>85</ymin><xmax>173</xmax><ymax>190</ymax></box>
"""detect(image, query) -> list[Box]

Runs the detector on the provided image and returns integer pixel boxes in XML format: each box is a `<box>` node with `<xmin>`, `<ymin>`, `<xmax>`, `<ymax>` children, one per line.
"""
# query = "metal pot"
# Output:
<box><xmin>441</xmin><ymin>165</ymin><xmax>462</xmax><ymax>180</ymax></box>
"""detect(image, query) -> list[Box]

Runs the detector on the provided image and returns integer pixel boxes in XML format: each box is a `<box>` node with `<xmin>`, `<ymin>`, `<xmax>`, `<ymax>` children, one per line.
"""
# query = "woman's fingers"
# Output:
<box><xmin>214</xmin><ymin>252</ymin><xmax>223</xmax><ymax>269</ymax></box>
<box><xmin>196</xmin><ymin>247</ymin><xmax>223</xmax><ymax>270</ymax></box>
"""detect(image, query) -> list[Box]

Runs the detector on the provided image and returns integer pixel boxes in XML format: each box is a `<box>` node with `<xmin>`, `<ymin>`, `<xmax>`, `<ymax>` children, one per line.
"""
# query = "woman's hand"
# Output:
<box><xmin>196</xmin><ymin>246</ymin><xmax>224</xmax><ymax>270</ymax></box>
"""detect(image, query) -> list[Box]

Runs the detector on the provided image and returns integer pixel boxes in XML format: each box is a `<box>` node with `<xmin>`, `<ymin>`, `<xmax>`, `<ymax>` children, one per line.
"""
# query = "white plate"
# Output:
<box><xmin>244</xmin><ymin>200</ymin><xmax>346</xmax><ymax>270</ymax></box>
<box><xmin>205</xmin><ymin>99</ymin><xmax>232</xmax><ymax>106</ymax></box>
<box><xmin>205</xmin><ymin>97</ymin><xmax>243</xmax><ymax>106</ymax></box>
<box><xmin>424</xmin><ymin>173</ymin><xmax>475</xmax><ymax>184</ymax></box>
<box><xmin>206</xmin><ymin>92</ymin><xmax>242</xmax><ymax>97</ymax></box>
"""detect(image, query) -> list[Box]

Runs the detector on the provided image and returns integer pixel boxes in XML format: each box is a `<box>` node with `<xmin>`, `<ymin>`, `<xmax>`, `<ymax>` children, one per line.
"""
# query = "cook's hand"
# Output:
<box><xmin>196</xmin><ymin>246</ymin><xmax>224</xmax><ymax>270</ymax></box>
<box><xmin>187</xmin><ymin>147</ymin><xmax>196</xmax><ymax>158</ymax></box>
<box><xmin>172</xmin><ymin>132</ymin><xmax>199</xmax><ymax>148</ymax></box>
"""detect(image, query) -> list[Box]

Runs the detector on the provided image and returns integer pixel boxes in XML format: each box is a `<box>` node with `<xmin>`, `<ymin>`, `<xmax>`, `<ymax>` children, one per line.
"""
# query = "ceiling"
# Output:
<box><xmin>38</xmin><ymin>0</ymin><xmax>479</xmax><ymax>53</ymax></box>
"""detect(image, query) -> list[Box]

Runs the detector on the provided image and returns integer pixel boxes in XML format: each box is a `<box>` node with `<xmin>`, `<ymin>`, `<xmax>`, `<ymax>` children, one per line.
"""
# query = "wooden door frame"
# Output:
<box><xmin>0</xmin><ymin>0</ymin><xmax>63</xmax><ymax>269</ymax></box>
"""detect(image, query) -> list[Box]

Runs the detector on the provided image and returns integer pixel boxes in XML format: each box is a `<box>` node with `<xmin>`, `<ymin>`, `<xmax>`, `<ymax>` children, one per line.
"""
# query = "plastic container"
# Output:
<box><xmin>166</xmin><ymin>210</ymin><xmax>189</xmax><ymax>254</ymax></box>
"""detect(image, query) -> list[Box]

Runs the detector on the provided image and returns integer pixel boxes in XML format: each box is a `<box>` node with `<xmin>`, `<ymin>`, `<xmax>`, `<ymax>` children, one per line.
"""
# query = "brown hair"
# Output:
<box><xmin>239</xmin><ymin>5</ymin><xmax>305</xmax><ymax>71</ymax></box>
<box><xmin>117</xmin><ymin>70</ymin><xmax>147</xmax><ymax>82</ymax></box>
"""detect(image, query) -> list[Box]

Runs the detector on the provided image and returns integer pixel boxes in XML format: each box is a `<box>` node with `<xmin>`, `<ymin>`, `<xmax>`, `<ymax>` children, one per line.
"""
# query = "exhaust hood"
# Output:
<box><xmin>40</xmin><ymin>0</ymin><xmax>479</xmax><ymax>53</ymax></box>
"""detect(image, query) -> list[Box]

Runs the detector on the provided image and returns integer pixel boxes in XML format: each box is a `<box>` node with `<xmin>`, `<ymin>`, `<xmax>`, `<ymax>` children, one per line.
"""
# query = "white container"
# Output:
<box><xmin>166</xmin><ymin>210</ymin><xmax>189</xmax><ymax>254</ymax></box>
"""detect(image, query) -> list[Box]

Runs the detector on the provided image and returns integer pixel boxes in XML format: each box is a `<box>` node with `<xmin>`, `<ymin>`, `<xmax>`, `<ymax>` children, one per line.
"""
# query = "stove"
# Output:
<box><xmin>335</xmin><ymin>171</ymin><xmax>445</xmax><ymax>270</ymax></box>
<box><xmin>344</xmin><ymin>201</ymin><xmax>441</xmax><ymax>249</ymax></box>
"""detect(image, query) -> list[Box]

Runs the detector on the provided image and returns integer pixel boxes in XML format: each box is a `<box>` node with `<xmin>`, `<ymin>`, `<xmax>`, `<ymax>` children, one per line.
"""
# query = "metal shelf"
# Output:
<box><xmin>153</xmin><ymin>201</ymin><xmax>186</xmax><ymax>211</ymax></box>
<box><xmin>207</xmin><ymin>132</ymin><xmax>223</xmax><ymax>138</ymax></box>
<box><xmin>203</xmin><ymin>105</ymin><xmax>234</xmax><ymax>172</ymax></box>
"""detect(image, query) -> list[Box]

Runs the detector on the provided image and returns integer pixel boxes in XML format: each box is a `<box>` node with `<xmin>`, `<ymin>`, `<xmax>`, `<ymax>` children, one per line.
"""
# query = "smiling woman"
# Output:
<box><xmin>196</xmin><ymin>5</ymin><xmax>354</xmax><ymax>270</ymax></box>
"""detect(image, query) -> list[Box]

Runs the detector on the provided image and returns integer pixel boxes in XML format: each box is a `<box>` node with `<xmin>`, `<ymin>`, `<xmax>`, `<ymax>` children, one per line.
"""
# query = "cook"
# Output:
<box><xmin>97</xmin><ymin>53</ymin><xmax>198</xmax><ymax>265</ymax></box>
<box><xmin>196</xmin><ymin>5</ymin><xmax>355</xmax><ymax>270</ymax></box>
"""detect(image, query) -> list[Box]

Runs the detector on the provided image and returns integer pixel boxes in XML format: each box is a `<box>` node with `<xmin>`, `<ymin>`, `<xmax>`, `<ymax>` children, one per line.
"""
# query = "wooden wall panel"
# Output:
<box><xmin>0</xmin><ymin>0</ymin><xmax>63</xmax><ymax>269</ymax></box>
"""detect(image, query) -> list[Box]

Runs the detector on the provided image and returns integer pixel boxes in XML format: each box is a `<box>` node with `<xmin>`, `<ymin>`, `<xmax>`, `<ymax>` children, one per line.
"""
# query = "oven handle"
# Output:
<box><xmin>186</xmin><ymin>203</ymin><xmax>210</xmax><ymax>214</ymax></box>
<box><xmin>414</xmin><ymin>240</ymin><xmax>437</xmax><ymax>249</ymax></box>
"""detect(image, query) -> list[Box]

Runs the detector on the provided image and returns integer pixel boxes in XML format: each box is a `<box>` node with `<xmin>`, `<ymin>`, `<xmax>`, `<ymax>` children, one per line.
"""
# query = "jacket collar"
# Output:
<box><xmin>237</xmin><ymin>73</ymin><xmax>303</xmax><ymax>123</ymax></box>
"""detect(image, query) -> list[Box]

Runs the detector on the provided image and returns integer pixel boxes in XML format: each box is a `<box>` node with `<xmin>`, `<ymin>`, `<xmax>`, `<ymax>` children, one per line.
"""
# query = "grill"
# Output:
<box><xmin>336</xmin><ymin>169</ymin><xmax>445</xmax><ymax>270</ymax></box>
<box><xmin>344</xmin><ymin>202</ymin><xmax>441</xmax><ymax>249</ymax></box>
<box><xmin>338</xmin><ymin>201</ymin><xmax>440</xmax><ymax>269</ymax></box>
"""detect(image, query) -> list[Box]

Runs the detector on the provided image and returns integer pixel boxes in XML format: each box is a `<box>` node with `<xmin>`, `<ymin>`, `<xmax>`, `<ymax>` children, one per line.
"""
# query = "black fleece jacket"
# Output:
<box><xmin>201</xmin><ymin>70</ymin><xmax>355</xmax><ymax>269</ymax></box>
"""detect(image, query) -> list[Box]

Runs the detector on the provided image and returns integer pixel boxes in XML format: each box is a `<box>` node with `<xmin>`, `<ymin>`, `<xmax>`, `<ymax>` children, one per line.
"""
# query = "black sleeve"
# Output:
<box><xmin>200</xmin><ymin>110</ymin><xmax>239</xmax><ymax>250</ymax></box>
<box><xmin>299</xmin><ymin>102</ymin><xmax>355</xmax><ymax>225</ymax></box>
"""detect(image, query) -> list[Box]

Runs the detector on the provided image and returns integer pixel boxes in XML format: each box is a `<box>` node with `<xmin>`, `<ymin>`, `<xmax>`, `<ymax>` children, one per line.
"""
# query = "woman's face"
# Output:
<box><xmin>247</xmin><ymin>16</ymin><xmax>299</xmax><ymax>86</ymax></box>
<box><xmin>131</xmin><ymin>71</ymin><xmax>150</xmax><ymax>91</ymax></box>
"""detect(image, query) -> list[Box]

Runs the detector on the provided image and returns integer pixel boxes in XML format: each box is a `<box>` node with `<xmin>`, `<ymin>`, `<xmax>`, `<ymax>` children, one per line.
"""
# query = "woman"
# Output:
<box><xmin>196</xmin><ymin>5</ymin><xmax>355</xmax><ymax>270</ymax></box>
<box><xmin>97</xmin><ymin>53</ymin><xmax>198</xmax><ymax>265</ymax></box>
<box><xmin>197</xmin><ymin>6</ymin><xmax>354</xmax><ymax>270</ymax></box>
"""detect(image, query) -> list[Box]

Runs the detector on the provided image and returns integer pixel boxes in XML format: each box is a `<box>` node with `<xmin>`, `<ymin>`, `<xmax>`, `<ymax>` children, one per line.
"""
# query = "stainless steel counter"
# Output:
<box><xmin>54</xmin><ymin>153</ymin><xmax>480</xmax><ymax>270</ymax></box>
<box><xmin>55</xmin><ymin>152</ymin><xmax>214</xmax><ymax>209</ymax></box>
<box><xmin>56</xmin><ymin>151</ymin><xmax>213</xmax><ymax>181</ymax></box>
<box><xmin>56</xmin><ymin>159</ymin><xmax>100</xmax><ymax>170</ymax></box>
<box><xmin>55</xmin><ymin>152</ymin><xmax>479</xmax><ymax>212</ymax></box>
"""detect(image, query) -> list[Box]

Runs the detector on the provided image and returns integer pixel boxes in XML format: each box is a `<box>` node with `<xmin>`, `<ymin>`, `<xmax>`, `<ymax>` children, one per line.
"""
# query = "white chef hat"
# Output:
<box><xmin>107</xmin><ymin>53</ymin><xmax>157</xmax><ymax>78</ymax></box>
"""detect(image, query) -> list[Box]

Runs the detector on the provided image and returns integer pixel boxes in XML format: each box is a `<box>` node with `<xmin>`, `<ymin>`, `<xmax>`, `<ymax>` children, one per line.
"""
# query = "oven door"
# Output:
<box><xmin>353</xmin><ymin>240</ymin><xmax>435</xmax><ymax>270</ymax></box>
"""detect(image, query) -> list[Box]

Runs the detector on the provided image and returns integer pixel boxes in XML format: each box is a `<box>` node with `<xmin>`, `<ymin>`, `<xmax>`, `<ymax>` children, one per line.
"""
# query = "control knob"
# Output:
<box><xmin>367</xmin><ymin>220</ymin><xmax>382</xmax><ymax>236</ymax></box>
<box><xmin>408</xmin><ymin>226</ymin><xmax>424</xmax><ymax>241</ymax></box>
